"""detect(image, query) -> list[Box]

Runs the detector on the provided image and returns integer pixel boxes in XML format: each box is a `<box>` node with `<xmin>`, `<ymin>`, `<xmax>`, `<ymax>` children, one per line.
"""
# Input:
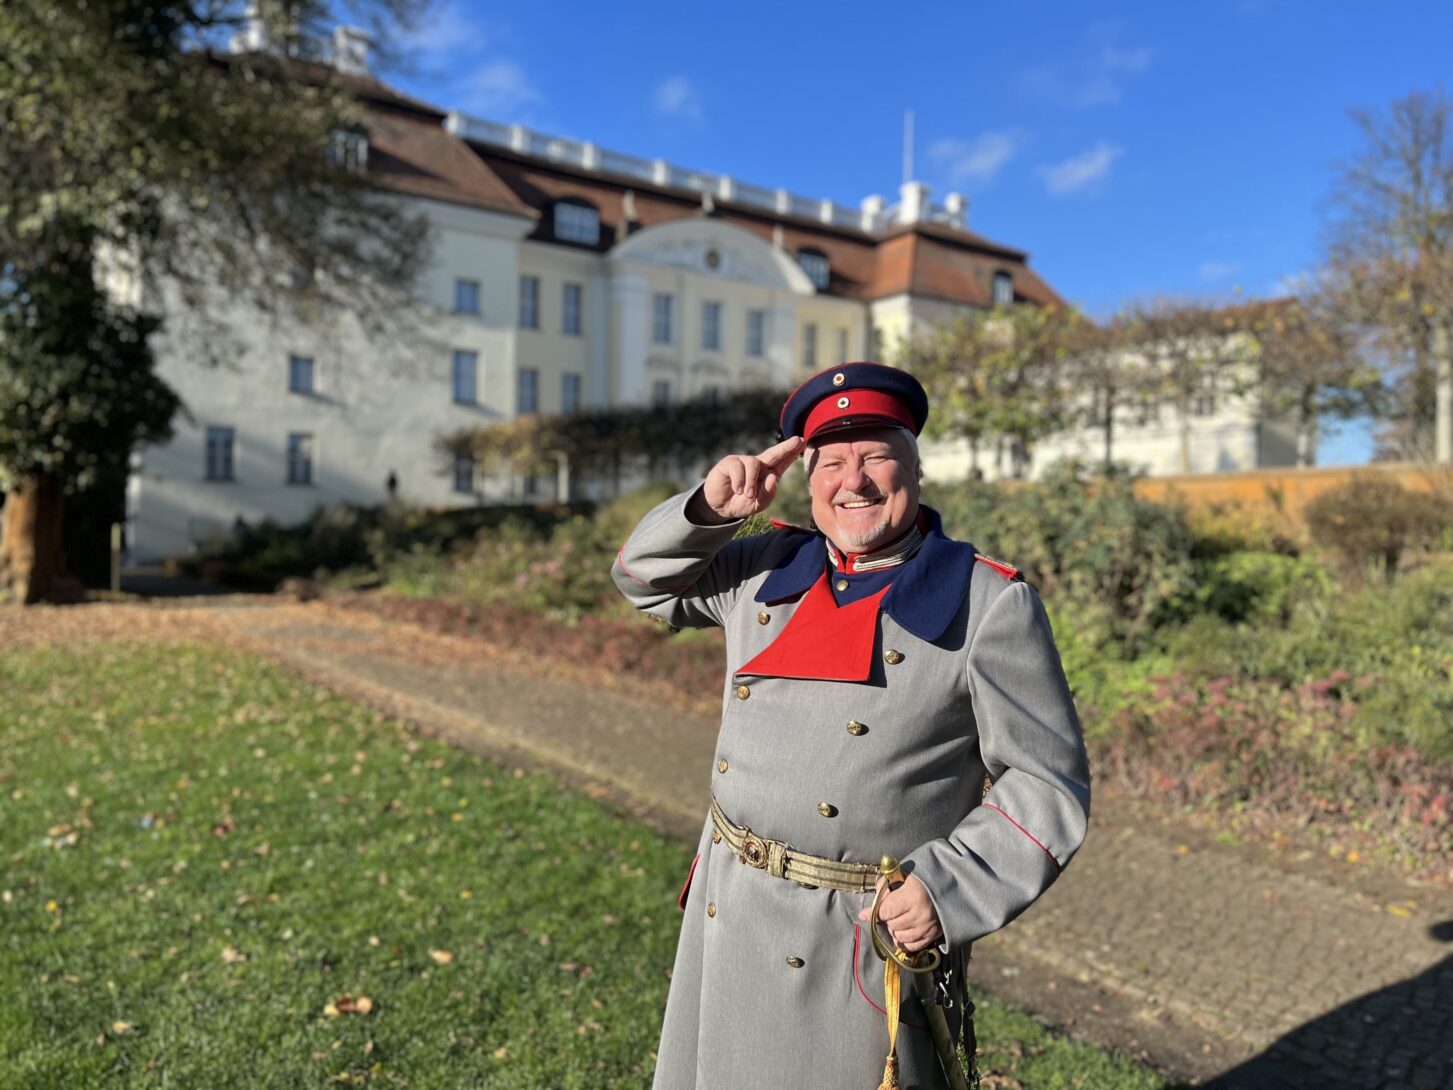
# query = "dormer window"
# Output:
<box><xmin>326</xmin><ymin>129</ymin><xmax>368</xmax><ymax>173</ymax></box>
<box><xmin>797</xmin><ymin>248</ymin><xmax>830</xmax><ymax>291</ymax></box>
<box><xmin>554</xmin><ymin>200</ymin><xmax>601</xmax><ymax>245</ymax></box>
<box><xmin>991</xmin><ymin>269</ymin><xmax>1014</xmax><ymax>305</ymax></box>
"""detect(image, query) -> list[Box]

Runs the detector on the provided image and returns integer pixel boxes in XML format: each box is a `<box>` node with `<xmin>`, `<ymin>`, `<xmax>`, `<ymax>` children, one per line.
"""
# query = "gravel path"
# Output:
<box><xmin>6</xmin><ymin>595</ymin><xmax>1450</xmax><ymax>1089</ymax></box>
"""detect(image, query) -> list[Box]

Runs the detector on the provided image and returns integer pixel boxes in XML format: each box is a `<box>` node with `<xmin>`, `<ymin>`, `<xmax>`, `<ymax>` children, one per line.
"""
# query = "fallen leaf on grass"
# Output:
<box><xmin>324</xmin><ymin>995</ymin><xmax>374</xmax><ymax>1017</ymax></box>
<box><xmin>112</xmin><ymin>1021</ymin><xmax>134</xmax><ymax>1035</ymax></box>
<box><xmin>428</xmin><ymin>949</ymin><xmax>454</xmax><ymax>965</ymax></box>
<box><xmin>221</xmin><ymin>946</ymin><xmax>247</xmax><ymax>964</ymax></box>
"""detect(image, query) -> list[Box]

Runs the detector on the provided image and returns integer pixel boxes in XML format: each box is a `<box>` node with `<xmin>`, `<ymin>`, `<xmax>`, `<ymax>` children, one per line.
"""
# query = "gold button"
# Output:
<box><xmin>831</xmin><ymin>372</ymin><xmax>846</xmax><ymax>386</ymax></box>
<box><xmin>717</xmin><ymin>759</ymin><xmax>728</xmax><ymax>773</ymax></box>
<box><xmin>707</xmin><ymin>902</ymin><xmax>716</xmax><ymax>917</ymax></box>
<box><xmin>884</xmin><ymin>649</ymin><xmax>904</xmax><ymax>665</ymax></box>
<box><xmin>786</xmin><ymin>956</ymin><xmax>805</xmax><ymax>968</ymax></box>
<box><xmin>735</xmin><ymin>684</ymin><xmax>750</xmax><ymax>700</ymax></box>
<box><xmin>756</xmin><ymin>611</ymin><xmax>770</xmax><ymax>625</ymax></box>
<box><xmin>817</xmin><ymin>802</ymin><xmax>837</xmax><ymax>818</ymax></box>
<box><xmin>835</xmin><ymin>579</ymin><xmax>849</xmax><ymax>592</ymax></box>
<box><xmin>711</xmin><ymin>829</ymin><xmax>722</xmax><ymax>844</ymax></box>
<box><xmin>847</xmin><ymin>720</ymin><xmax>867</xmax><ymax>736</ymax></box>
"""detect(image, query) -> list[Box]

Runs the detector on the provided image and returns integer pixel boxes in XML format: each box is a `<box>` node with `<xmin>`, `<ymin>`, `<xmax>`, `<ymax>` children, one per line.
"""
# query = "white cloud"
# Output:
<box><xmin>1036</xmin><ymin>142</ymin><xmax>1124</xmax><ymax>195</ymax></box>
<box><xmin>1018</xmin><ymin>42</ymin><xmax>1153</xmax><ymax>108</ymax></box>
<box><xmin>1199</xmin><ymin>260</ymin><xmax>1239</xmax><ymax>283</ymax></box>
<box><xmin>653</xmin><ymin>75</ymin><xmax>703</xmax><ymax>123</ymax></box>
<box><xmin>397</xmin><ymin>1</ymin><xmax>487</xmax><ymax>59</ymax></box>
<box><xmin>927</xmin><ymin>131</ymin><xmax>1022</xmax><ymax>187</ymax></box>
<box><xmin>462</xmin><ymin>60</ymin><xmax>542</xmax><ymax>118</ymax></box>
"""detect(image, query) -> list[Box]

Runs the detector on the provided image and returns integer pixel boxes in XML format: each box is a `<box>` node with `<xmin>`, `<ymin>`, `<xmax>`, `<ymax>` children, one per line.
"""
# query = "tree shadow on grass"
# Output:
<box><xmin>1204</xmin><ymin>920</ymin><xmax>1453</xmax><ymax>1090</ymax></box>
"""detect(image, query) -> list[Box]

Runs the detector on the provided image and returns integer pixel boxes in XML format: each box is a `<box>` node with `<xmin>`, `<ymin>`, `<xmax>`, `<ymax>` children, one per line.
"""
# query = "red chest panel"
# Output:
<box><xmin>736</xmin><ymin>572</ymin><xmax>889</xmax><ymax>683</ymax></box>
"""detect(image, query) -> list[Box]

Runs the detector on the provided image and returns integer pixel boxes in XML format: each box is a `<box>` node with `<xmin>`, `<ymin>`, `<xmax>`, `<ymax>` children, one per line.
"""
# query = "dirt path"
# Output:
<box><xmin>7</xmin><ymin>596</ymin><xmax>1451</xmax><ymax>1089</ymax></box>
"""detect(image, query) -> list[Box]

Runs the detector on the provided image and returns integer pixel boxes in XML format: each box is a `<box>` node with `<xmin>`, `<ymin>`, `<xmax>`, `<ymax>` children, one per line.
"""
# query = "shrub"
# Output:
<box><xmin>1184</xmin><ymin>501</ymin><xmax>1302</xmax><ymax>557</ymax></box>
<box><xmin>1193</xmin><ymin>550</ymin><xmax>1334</xmax><ymax>626</ymax></box>
<box><xmin>924</xmin><ymin>460</ymin><xmax>1199</xmax><ymax>650</ymax></box>
<box><xmin>1098</xmin><ymin>670</ymin><xmax>1453</xmax><ymax>861</ymax></box>
<box><xmin>1303</xmin><ymin>477</ymin><xmax>1452</xmax><ymax>578</ymax></box>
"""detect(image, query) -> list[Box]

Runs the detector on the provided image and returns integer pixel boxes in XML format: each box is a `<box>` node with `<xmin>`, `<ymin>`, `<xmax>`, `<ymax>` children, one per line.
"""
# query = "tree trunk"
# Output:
<box><xmin>0</xmin><ymin>473</ymin><xmax>82</xmax><ymax>604</ymax></box>
<box><xmin>1103</xmin><ymin>403</ymin><xmax>1114</xmax><ymax>469</ymax></box>
<box><xmin>1297</xmin><ymin>386</ymin><xmax>1317</xmax><ymax>468</ymax></box>
<box><xmin>1434</xmin><ymin>323</ymin><xmax>1452</xmax><ymax>465</ymax></box>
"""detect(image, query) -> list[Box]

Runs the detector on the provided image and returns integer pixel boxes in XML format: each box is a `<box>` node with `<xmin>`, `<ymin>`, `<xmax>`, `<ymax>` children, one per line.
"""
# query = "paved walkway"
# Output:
<box><xmin>12</xmin><ymin>595</ymin><xmax>1452</xmax><ymax>1088</ymax></box>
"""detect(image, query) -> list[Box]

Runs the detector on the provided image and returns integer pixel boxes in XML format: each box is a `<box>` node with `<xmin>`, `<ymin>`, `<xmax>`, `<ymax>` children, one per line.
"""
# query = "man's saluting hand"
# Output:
<box><xmin>691</xmin><ymin>436</ymin><xmax>806</xmax><ymax>523</ymax></box>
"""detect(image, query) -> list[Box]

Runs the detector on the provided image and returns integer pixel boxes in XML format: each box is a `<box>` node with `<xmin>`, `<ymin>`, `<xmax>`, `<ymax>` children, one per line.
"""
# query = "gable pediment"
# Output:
<box><xmin>609</xmin><ymin>218</ymin><xmax>814</xmax><ymax>294</ymax></box>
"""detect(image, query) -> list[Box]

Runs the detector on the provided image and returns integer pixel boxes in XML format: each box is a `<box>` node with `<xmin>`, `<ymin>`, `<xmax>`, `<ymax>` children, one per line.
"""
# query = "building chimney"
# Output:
<box><xmin>944</xmin><ymin>192</ymin><xmax>968</xmax><ymax>229</ymax></box>
<box><xmin>332</xmin><ymin>25</ymin><xmax>372</xmax><ymax>76</ymax></box>
<box><xmin>898</xmin><ymin>181</ymin><xmax>930</xmax><ymax>225</ymax></box>
<box><xmin>860</xmin><ymin>194</ymin><xmax>885</xmax><ymax>231</ymax></box>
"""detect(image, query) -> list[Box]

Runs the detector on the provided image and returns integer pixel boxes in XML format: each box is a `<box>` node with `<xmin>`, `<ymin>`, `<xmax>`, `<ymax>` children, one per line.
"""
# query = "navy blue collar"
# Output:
<box><xmin>755</xmin><ymin>506</ymin><xmax>975</xmax><ymax>644</ymax></box>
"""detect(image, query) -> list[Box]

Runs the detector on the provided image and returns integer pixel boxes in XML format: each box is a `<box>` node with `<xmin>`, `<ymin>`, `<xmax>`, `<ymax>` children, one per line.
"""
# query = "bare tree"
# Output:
<box><xmin>1233</xmin><ymin>291</ymin><xmax>1383</xmax><ymax>466</ymax></box>
<box><xmin>1324</xmin><ymin>88</ymin><xmax>1453</xmax><ymax>464</ymax></box>
<box><xmin>1117</xmin><ymin>297</ymin><xmax>1252</xmax><ymax>474</ymax></box>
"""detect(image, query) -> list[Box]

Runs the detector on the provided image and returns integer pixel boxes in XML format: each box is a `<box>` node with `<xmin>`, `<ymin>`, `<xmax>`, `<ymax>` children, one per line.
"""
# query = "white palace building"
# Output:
<box><xmin>125</xmin><ymin>38</ymin><xmax>1300</xmax><ymax>563</ymax></box>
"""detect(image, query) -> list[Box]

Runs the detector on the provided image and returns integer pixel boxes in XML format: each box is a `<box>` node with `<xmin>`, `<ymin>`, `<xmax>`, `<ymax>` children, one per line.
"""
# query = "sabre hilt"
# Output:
<box><xmin>868</xmin><ymin>854</ymin><xmax>941</xmax><ymax>973</ymax></box>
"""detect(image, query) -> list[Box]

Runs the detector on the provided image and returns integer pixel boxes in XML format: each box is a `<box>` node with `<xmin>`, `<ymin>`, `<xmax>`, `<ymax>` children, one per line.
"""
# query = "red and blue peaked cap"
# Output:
<box><xmin>778</xmin><ymin>361</ymin><xmax>930</xmax><ymax>442</ymax></box>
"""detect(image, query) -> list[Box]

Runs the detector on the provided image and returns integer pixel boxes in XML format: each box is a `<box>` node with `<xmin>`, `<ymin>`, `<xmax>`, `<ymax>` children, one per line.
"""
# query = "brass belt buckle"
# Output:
<box><xmin>738</xmin><ymin>828</ymin><xmax>769</xmax><ymax>869</ymax></box>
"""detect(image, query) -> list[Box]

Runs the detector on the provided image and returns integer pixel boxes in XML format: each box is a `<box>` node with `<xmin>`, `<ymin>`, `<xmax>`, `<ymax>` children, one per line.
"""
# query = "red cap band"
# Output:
<box><xmin>802</xmin><ymin>388</ymin><xmax>916</xmax><ymax>441</ymax></box>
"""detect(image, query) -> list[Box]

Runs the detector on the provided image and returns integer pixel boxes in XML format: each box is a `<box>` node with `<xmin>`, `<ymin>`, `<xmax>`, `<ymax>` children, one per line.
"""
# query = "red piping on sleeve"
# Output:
<box><xmin>851</xmin><ymin>925</ymin><xmax>926</xmax><ymax>1030</ymax></box>
<box><xmin>983</xmin><ymin>803</ymin><xmax>1061</xmax><ymax>872</ymax></box>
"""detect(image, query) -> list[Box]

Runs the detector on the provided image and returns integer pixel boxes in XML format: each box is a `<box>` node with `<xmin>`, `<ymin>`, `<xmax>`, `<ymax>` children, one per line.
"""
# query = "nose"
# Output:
<box><xmin>840</xmin><ymin>461</ymin><xmax>871</xmax><ymax>494</ymax></box>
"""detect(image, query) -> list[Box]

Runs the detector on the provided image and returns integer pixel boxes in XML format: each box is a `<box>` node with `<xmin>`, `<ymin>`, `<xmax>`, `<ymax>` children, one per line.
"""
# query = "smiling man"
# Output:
<box><xmin>612</xmin><ymin>362</ymin><xmax>1090</xmax><ymax>1090</ymax></box>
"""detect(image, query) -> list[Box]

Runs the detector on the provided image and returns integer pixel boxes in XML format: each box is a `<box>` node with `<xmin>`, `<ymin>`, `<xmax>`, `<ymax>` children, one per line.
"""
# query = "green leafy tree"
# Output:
<box><xmin>0</xmin><ymin>0</ymin><xmax>429</xmax><ymax>601</ymax></box>
<box><xmin>904</xmin><ymin>303</ymin><xmax>1078</xmax><ymax>479</ymax></box>
<box><xmin>441</xmin><ymin>389</ymin><xmax>786</xmax><ymax>500</ymax></box>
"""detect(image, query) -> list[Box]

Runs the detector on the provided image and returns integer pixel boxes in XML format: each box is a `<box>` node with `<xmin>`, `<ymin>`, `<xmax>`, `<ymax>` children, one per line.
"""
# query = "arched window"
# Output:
<box><xmin>553</xmin><ymin>199</ymin><xmax>600</xmax><ymax>245</ymax></box>
<box><xmin>797</xmin><ymin>248</ymin><xmax>830</xmax><ymax>291</ymax></box>
<box><xmin>991</xmin><ymin>269</ymin><xmax>1014</xmax><ymax>305</ymax></box>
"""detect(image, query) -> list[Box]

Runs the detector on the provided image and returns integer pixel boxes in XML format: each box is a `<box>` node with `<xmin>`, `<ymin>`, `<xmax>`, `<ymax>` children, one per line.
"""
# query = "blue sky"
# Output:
<box><xmin>382</xmin><ymin>1</ymin><xmax>1453</xmax><ymax>465</ymax></box>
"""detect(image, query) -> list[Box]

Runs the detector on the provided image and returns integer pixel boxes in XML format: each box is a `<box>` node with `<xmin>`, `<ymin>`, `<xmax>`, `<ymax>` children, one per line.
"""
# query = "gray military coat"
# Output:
<box><xmin>612</xmin><ymin>487</ymin><xmax>1091</xmax><ymax>1090</ymax></box>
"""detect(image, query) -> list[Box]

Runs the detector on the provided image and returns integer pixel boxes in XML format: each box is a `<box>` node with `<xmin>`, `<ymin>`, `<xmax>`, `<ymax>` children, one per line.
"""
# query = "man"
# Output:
<box><xmin>612</xmin><ymin>362</ymin><xmax>1090</xmax><ymax>1090</ymax></box>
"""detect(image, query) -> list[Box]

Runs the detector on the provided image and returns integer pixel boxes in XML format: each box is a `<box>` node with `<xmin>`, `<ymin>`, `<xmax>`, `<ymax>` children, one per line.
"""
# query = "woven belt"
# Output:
<box><xmin>709</xmin><ymin>796</ymin><xmax>877</xmax><ymax>893</ymax></box>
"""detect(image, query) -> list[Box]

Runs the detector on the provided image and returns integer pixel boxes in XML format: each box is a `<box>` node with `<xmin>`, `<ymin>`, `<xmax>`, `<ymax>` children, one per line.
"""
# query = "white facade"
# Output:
<box><xmin>126</xmin><ymin>96</ymin><xmax>1299</xmax><ymax>562</ymax></box>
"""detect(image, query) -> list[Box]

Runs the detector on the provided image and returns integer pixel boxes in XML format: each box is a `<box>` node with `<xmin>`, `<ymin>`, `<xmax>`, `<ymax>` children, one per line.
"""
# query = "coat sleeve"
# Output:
<box><xmin>610</xmin><ymin>484</ymin><xmax>775</xmax><ymax>630</ymax></box>
<box><xmin>902</xmin><ymin>580</ymin><xmax>1091</xmax><ymax>950</ymax></box>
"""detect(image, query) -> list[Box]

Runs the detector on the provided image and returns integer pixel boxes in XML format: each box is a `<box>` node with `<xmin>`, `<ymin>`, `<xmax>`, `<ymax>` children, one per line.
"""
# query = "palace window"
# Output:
<box><xmin>519</xmin><ymin>276</ymin><xmax>540</xmax><ymax>329</ymax></box>
<box><xmin>554</xmin><ymin>200</ymin><xmax>601</xmax><ymax>245</ymax></box>
<box><xmin>797</xmin><ymin>248</ymin><xmax>830</xmax><ymax>291</ymax></box>
<box><xmin>701</xmin><ymin>301</ymin><xmax>722</xmax><ymax>351</ymax></box>
<box><xmin>653</xmin><ymin>293</ymin><xmax>674</xmax><ymax>344</ymax></box>
<box><xmin>326</xmin><ymin>129</ymin><xmax>368</xmax><ymax>173</ymax></box>
<box><xmin>652</xmin><ymin>379</ymin><xmax>672</xmax><ymax>406</ymax></box>
<box><xmin>991</xmin><ymin>270</ymin><xmax>1014</xmax><ymax>306</ymax></box>
<box><xmin>838</xmin><ymin>327</ymin><xmax>850</xmax><ymax>363</ymax></box>
<box><xmin>205</xmin><ymin>426</ymin><xmax>235</xmax><ymax>481</ymax></box>
<box><xmin>455</xmin><ymin>278</ymin><xmax>480</xmax><ymax>315</ymax></box>
<box><xmin>517</xmin><ymin>367</ymin><xmax>539</xmax><ymax>414</ymax></box>
<box><xmin>746</xmin><ymin>310</ymin><xmax>765</xmax><ymax>357</ymax></box>
<box><xmin>562</xmin><ymin>372</ymin><xmax>582</xmax><ymax>414</ymax></box>
<box><xmin>286</xmin><ymin>432</ymin><xmax>313</xmax><ymax>486</ymax></box>
<box><xmin>562</xmin><ymin>282</ymin><xmax>583</xmax><ymax>335</ymax></box>
<box><xmin>453</xmin><ymin>452</ymin><xmax>475</xmax><ymax>494</ymax></box>
<box><xmin>288</xmin><ymin>354</ymin><xmax>315</xmax><ymax>394</ymax></box>
<box><xmin>452</xmin><ymin>349</ymin><xmax>478</xmax><ymax>404</ymax></box>
<box><xmin>802</xmin><ymin>323</ymin><xmax>817</xmax><ymax>368</ymax></box>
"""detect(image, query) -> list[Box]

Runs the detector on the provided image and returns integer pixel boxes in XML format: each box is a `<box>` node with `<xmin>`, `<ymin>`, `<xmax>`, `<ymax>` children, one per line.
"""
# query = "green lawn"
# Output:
<box><xmin>0</xmin><ymin>641</ymin><xmax>1183</xmax><ymax>1089</ymax></box>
